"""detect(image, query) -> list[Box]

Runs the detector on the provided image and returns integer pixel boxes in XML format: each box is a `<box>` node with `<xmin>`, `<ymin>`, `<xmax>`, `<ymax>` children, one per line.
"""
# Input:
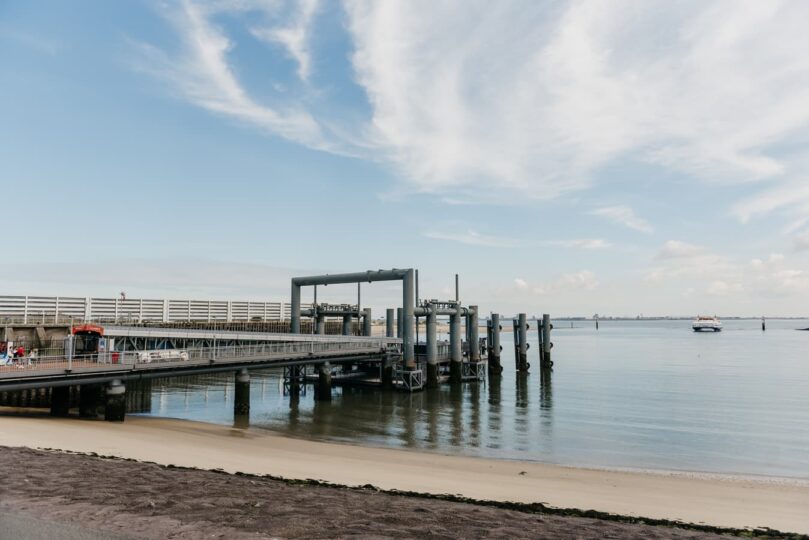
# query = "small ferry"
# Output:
<box><xmin>692</xmin><ymin>315</ymin><xmax>722</xmax><ymax>332</ymax></box>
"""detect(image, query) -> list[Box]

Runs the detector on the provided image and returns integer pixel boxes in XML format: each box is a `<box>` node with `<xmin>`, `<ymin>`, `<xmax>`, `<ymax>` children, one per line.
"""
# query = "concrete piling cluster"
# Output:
<box><xmin>3</xmin><ymin>268</ymin><xmax>555</xmax><ymax>426</ymax></box>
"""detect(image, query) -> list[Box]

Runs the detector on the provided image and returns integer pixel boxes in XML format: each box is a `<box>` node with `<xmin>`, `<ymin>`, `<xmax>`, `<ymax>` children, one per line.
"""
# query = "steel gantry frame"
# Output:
<box><xmin>290</xmin><ymin>269</ymin><xmax>416</xmax><ymax>367</ymax></box>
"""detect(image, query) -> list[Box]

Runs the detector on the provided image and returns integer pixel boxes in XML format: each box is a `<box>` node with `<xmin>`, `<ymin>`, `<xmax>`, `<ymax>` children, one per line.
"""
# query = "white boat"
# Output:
<box><xmin>692</xmin><ymin>315</ymin><xmax>722</xmax><ymax>332</ymax></box>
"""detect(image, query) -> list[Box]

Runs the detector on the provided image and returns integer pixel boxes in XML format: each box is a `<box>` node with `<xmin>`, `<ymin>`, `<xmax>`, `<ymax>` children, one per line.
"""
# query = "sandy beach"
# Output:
<box><xmin>1</xmin><ymin>414</ymin><xmax>807</xmax><ymax>537</ymax></box>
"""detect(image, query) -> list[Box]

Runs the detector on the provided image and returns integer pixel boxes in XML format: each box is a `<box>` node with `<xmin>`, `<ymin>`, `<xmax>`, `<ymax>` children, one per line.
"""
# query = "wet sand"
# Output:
<box><xmin>1</xmin><ymin>415</ymin><xmax>808</xmax><ymax>537</ymax></box>
<box><xmin>0</xmin><ymin>446</ymin><xmax>749</xmax><ymax>539</ymax></box>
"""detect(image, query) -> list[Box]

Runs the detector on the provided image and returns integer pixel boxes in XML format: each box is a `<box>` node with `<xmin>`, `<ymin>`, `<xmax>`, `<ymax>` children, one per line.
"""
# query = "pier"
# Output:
<box><xmin>0</xmin><ymin>269</ymin><xmax>553</xmax><ymax>423</ymax></box>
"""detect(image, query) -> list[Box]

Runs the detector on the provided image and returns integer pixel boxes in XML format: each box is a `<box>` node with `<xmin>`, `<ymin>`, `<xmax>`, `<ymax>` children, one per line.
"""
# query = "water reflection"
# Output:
<box><xmin>136</xmin><ymin>318</ymin><xmax>809</xmax><ymax>478</ymax></box>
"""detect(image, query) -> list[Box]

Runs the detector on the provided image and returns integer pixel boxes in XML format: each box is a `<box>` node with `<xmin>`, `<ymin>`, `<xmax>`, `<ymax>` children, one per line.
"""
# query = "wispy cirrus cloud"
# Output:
<box><xmin>656</xmin><ymin>240</ymin><xmax>708</xmax><ymax>259</ymax></box>
<box><xmin>543</xmin><ymin>239</ymin><xmax>612</xmax><ymax>249</ymax></box>
<box><xmin>423</xmin><ymin>229</ymin><xmax>519</xmax><ymax>247</ymax></box>
<box><xmin>591</xmin><ymin>206</ymin><xmax>653</xmax><ymax>234</ymax></box>
<box><xmin>132</xmin><ymin>0</ymin><xmax>347</xmax><ymax>153</ymax></box>
<box><xmin>514</xmin><ymin>271</ymin><xmax>599</xmax><ymax>295</ymax></box>
<box><xmin>137</xmin><ymin>0</ymin><xmax>809</xmax><ymax>238</ymax></box>
<box><xmin>250</xmin><ymin>0</ymin><xmax>319</xmax><ymax>82</ymax></box>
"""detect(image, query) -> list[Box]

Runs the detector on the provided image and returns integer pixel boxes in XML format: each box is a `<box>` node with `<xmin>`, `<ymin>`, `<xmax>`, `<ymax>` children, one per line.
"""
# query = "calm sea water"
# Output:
<box><xmin>138</xmin><ymin>319</ymin><xmax>809</xmax><ymax>479</ymax></box>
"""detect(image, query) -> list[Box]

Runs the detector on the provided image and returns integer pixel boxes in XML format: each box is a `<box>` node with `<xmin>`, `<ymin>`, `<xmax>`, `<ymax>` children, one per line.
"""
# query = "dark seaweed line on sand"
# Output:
<box><xmin>24</xmin><ymin>446</ymin><xmax>808</xmax><ymax>540</ymax></box>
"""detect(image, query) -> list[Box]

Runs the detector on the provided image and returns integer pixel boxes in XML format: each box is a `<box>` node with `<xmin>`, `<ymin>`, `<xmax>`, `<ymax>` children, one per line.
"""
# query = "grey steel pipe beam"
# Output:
<box><xmin>293</xmin><ymin>269</ymin><xmax>411</xmax><ymax>287</ymax></box>
<box><xmin>414</xmin><ymin>306</ymin><xmax>467</xmax><ymax>317</ymax></box>
<box><xmin>290</xmin><ymin>268</ymin><xmax>414</xmax><ymax>366</ymax></box>
<box><xmin>396</xmin><ymin>307</ymin><xmax>403</xmax><ymax>339</ymax></box>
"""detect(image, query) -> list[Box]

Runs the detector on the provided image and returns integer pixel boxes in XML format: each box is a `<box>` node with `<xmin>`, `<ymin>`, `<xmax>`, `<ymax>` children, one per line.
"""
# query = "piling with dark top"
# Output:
<box><xmin>450</xmin><ymin>309</ymin><xmax>462</xmax><ymax>384</ymax></box>
<box><xmin>316</xmin><ymin>312</ymin><xmax>326</xmax><ymax>335</ymax></box>
<box><xmin>541</xmin><ymin>313</ymin><xmax>552</xmax><ymax>368</ymax></box>
<box><xmin>317</xmin><ymin>362</ymin><xmax>332</xmax><ymax>401</ymax></box>
<box><xmin>488</xmin><ymin>313</ymin><xmax>502</xmax><ymax>375</ymax></box>
<box><xmin>396</xmin><ymin>307</ymin><xmax>404</xmax><ymax>339</ymax></box>
<box><xmin>79</xmin><ymin>384</ymin><xmax>103</xmax><ymax>418</ymax></box>
<box><xmin>104</xmin><ymin>380</ymin><xmax>126</xmax><ymax>422</ymax></box>
<box><xmin>234</xmin><ymin>368</ymin><xmax>250</xmax><ymax>415</ymax></box>
<box><xmin>517</xmin><ymin>313</ymin><xmax>529</xmax><ymax>372</ymax></box>
<box><xmin>381</xmin><ymin>354</ymin><xmax>393</xmax><ymax>389</ymax></box>
<box><xmin>426</xmin><ymin>303</ymin><xmax>439</xmax><ymax>387</ymax></box>
<box><xmin>468</xmin><ymin>305</ymin><xmax>479</xmax><ymax>363</ymax></box>
<box><xmin>50</xmin><ymin>386</ymin><xmax>70</xmax><ymax>417</ymax></box>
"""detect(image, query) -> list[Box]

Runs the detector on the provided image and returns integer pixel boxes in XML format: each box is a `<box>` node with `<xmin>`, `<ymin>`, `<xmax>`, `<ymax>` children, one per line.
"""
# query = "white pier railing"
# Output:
<box><xmin>0</xmin><ymin>295</ymin><xmax>301</xmax><ymax>324</ymax></box>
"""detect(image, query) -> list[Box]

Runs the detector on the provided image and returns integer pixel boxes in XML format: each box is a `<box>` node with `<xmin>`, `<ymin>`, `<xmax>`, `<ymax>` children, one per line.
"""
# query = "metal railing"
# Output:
<box><xmin>0</xmin><ymin>295</ymin><xmax>299</xmax><ymax>324</ymax></box>
<box><xmin>0</xmin><ymin>338</ymin><xmax>397</xmax><ymax>377</ymax></box>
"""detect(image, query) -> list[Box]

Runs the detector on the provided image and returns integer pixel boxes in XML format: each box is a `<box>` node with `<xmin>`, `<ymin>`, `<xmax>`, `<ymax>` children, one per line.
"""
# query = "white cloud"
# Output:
<box><xmin>706</xmin><ymin>280</ymin><xmax>744</xmax><ymax>296</ymax></box>
<box><xmin>656</xmin><ymin>240</ymin><xmax>708</xmax><ymax>259</ymax></box>
<box><xmin>250</xmin><ymin>0</ymin><xmax>319</xmax><ymax>81</ymax></box>
<box><xmin>513</xmin><ymin>271</ymin><xmax>598</xmax><ymax>295</ymax></box>
<box><xmin>343</xmin><ymin>1</ymin><xmax>809</xmax><ymax>203</ymax></box>
<box><xmin>134</xmin><ymin>0</ymin><xmax>345</xmax><ymax>153</ymax></box>
<box><xmin>423</xmin><ymin>229</ymin><xmax>519</xmax><ymax>247</ymax></box>
<box><xmin>138</xmin><ymin>1</ymin><xmax>809</xmax><ymax>228</ymax></box>
<box><xmin>648</xmin><ymin>242</ymin><xmax>809</xmax><ymax>299</ymax></box>
<box><xmin>545</xmin><ymin>239</ymin><xmax>612</xmax><ymax>249</ymax></box>
<box><xmin>591</xmin><ymin>205</ymin><xmax>653</xmax><ymax>234</ymax></box>
<box><xmin>794</xmin><ymin>231</ymin><xmax>809</xmax><ymax>251</ymax></box>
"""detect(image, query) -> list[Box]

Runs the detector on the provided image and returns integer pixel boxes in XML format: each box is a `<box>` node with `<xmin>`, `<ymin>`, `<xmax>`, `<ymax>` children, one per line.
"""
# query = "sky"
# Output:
<box><xmin>2</xmin><ymin>0</ymin><xmax>809</xmax><ymax>317</ymax></box>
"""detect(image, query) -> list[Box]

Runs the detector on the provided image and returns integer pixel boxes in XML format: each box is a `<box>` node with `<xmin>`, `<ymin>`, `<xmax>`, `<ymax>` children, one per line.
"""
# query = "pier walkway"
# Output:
<box><xmin>0</xmin><ymin>335</ymin><xmax>399</xmax><ymax>392</ymax></box>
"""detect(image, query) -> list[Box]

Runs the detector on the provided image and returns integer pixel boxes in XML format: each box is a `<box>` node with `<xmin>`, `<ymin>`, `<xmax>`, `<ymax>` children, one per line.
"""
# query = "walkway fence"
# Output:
<box><xmin>0</xmin><ymin>338</ymin><xmax>396</xmax><ymax>377</ymax></box>
<box><xmin>0</xmin><ymin>295</ymin><xmax>297</xmax><ymax>324</ymax></box>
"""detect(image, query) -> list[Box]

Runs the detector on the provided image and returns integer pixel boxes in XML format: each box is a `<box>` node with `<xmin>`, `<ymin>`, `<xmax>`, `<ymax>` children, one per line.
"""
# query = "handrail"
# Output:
<box><xmin>0</xmin><ymin>339</ymin><xmax>399</xmax><ymax>377</ymax></box>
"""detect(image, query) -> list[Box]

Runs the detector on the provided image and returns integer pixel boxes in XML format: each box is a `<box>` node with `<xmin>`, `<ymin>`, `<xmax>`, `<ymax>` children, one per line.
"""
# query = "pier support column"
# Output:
<box><xmin>386</xmin><ymin>309</ymin><xmax>395</xmax><ymax>338</ymax></box>
<box><xmin>517</xmin><ymin>313</ymin><xmax>529</xmax><ymax>372</ymax></box>
<box><xmin>104</xmin><ymin>379</ymin><xmax>126</xmax><ymax>422</ymax></box>
<box><xmin>50</xmin><ymin>386</ymin><xmax>70</xmax><ymax>417</ymax></box>
<box><xmin>381</xmin><ymin>354</ymin><xmax>393</xmax><ymax>389</ymax></box>
<box><xmin>468</xmin><ymin>305</ymin><xmax>479</xmax><ymax>363</ymax></box>
<box><xmin>234</xmin><ymin>368</ymin><xmax>250</xmax><ymax>416</ymax></box>
<box><xmin>362</xmin><ymin>308</ymin><xmax>372</xmax><ymax>337</ymax></box>
<box><xmin>403</xmin><ymin>269</ymin><xmax>415</xmax><ymax>368</ymax></box>
<box><xmin>316</xmin><ymin>313</ymin><xmax>326</xmax><ymax>335</ymax></box>
<box><xmin>426</xmin><ymin>304</ymin><xmax>438</xmax><ymax>387</ymax></box>
<box><xmin>317</xmin><ymin>362</ymin><xmax>332</xmax><ymax>401</ymax></box>
<box><xmin>291</xmin><ymin>283</ymin><xmax>301</xmax><ymax>333</ymax></box>
<box><xmin>488</xmin><ymin>313</ymin><xmax>502</xmax><ymax>375</ymax></box>
<box><xmin>396</xmin><ymin>308</ymin><xmax>404</xmax><ymax>339</ymax></box>
<box><xmin>79</xmin><ymin>384</ymin><xmax>103</xmax><ymax>418</ymax></box>
<box><xmin>287</xmin><ymin>366</ymin><xmax>303</xmax><ymax>397</ymax></box>
<box><xmin>342</xmin><ymin>314</ymin><xmax>353</xmax><ymax>336</ymax></box>
<box><xmin>541</xmin><ymin>313</ymin><xmax>552</xmax><ymax>369</ymax></box>
<box><xmin>450</xmin><ymin>309</ymin><xmax>462</xmax><ymax>384</ymax></box>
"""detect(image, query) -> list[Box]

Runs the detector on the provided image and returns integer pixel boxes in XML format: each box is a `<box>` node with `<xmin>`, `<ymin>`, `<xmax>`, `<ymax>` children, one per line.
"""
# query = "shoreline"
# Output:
<box><xmin>1</xmin><ymin>414</ymin><xmax>808</xmax><ymax>534</ymax></box>
<box><xmin>136</xmin><ymin>411</ymin><xmax>809</xmax><ymax>488</ymax></box>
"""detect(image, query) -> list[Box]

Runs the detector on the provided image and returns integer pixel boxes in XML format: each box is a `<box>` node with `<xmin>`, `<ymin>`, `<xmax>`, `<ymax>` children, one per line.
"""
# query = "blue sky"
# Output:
<box><xmin>2</xmin><ymin>0</ymin><xmax>809</xmax><ymax>317</ymax></box>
